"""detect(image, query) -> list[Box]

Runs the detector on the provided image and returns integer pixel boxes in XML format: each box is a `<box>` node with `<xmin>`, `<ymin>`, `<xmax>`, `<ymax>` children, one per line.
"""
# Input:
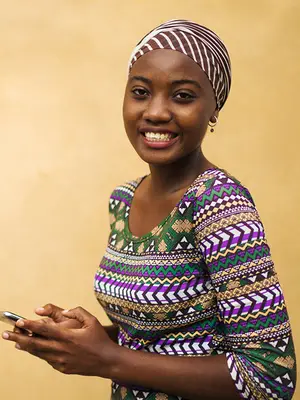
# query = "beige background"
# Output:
<box><xmin>0</xmin><ymin>0</ymin><xmax>299</xmax><ymax>399</ymax></box>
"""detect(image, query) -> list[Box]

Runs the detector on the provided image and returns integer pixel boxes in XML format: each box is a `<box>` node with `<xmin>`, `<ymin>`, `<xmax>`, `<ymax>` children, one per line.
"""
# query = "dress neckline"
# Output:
<box><xmin>123</xmin><ymin>167</ymin><xmax>221</xmax><ymax>243</ymax></box>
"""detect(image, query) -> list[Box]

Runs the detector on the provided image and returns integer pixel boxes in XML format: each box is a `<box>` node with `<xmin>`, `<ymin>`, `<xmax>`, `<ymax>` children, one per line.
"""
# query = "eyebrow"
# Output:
<box><xmin>129</xmin><ymin>76</ymin><xmax>151</xmax><ymax>85</ymax></box>
<box><xmin>172</xmin><ymin>79</ymin><xmax>202</xmax><ymax>89</ymax></box>
<box><xmin>129</xmin><ymin>76</ymin><xmax>202</xmax><ymax>89</ymax></box>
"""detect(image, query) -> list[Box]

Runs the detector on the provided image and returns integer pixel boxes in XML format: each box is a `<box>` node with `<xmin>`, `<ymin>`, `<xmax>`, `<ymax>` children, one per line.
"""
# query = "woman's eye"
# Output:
<box><xmin>132</xmin><ymin>88</ymin><xmax>148</xmax><ymax>97</ymax></box>
<box><xmin>174</xmin><ymin>92</ymin><xmax>195</xmax><ymax>101</ymax></box>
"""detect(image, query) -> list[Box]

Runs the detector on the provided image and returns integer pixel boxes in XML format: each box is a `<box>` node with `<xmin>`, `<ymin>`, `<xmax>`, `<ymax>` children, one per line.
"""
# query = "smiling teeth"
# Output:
<box><xmin>144</xmin><ymin>132</ymin><xmax>173</xmax><ymax>142</ymax></box>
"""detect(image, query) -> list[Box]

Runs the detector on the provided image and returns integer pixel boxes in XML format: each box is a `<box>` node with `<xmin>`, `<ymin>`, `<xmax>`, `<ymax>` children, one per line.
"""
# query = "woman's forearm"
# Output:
<box><xmin>107</xmin><ymin>347</ymin><xmax>239</xmax><ymax>400</ymax></box>
<box><xmin>104</xmin><ymin>324</ymin><xmax>119</xmax><ymax>343</ymax></box>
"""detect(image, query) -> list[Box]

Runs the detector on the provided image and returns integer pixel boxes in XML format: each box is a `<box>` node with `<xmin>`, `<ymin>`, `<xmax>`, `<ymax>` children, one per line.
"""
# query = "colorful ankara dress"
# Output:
<box><xmin>94</xmin><ymin>168</ymin><xmax>296</xmax><ymax>400</ymax></box>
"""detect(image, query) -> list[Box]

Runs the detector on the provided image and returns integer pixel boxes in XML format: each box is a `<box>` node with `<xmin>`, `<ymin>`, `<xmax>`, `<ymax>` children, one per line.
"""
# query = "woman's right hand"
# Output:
<box><xmin>14</xmin><ymin>303</ymin><xmax>118</xmax><ymax>342</ymax></box>
<box><xmin>35</xmin><ymin>304</ymin><xmax>119</xmax><ymax>341</ymax></box>
<box><xmin>13</xmin><ymin>304</ymin><xmax>82</xmax><ymax>336</ymax></box>
<box><xmin>34</xmin><ymin>304</ymin><xmax>83</xmax><ymax>329</ymax></box>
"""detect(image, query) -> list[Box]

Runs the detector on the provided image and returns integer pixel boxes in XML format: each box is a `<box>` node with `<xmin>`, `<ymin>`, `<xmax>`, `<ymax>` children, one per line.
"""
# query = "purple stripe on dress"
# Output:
<box><xmin>155</xmin><ymin>334</ymin><xmax>214</xmax><ymax>347</ymax></box>
<box><xmin>111</xmin><ymin>194</ymin><xmax>131</xmax><ymax>207</ymax></box>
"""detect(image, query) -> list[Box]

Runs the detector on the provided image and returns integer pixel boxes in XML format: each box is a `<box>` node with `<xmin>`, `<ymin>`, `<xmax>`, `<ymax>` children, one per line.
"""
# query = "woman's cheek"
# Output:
<box><xmin>124</xmin><ymin>99</ymin><xmax>143</xmax><ymax>125</ymax></box>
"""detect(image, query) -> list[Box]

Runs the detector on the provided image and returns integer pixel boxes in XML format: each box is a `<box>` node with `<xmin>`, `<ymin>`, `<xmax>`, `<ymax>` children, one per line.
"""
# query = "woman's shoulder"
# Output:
<box><xmin>107</xmin><ymin>176</ymin><xmax>145</xmax><ymax>230</ymax></box>
<box><xmin>190</xmin><ymin>168</ymin><xmax>261</xmax><ymax>236</ymax></box>
<box><xmin>190</xmin><ymin>167</ymin><xmax>255</xmax><ymax>205</ymax></box>
<box><xmin>108</xmin><ymin>176</ymin><xmax>146</xmax><ymax>213</ymax></box>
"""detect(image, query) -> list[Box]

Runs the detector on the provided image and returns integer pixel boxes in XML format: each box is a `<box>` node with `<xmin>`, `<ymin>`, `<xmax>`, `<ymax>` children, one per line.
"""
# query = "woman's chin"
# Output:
<box><xmin>131</xmin><ymin>139</ymin><xmax>183</xmax><ymax>165</ymax></box>
<box><xmin>136</xmin><ymin>151</ymin><xmax>184</xmax><ymax>167</ymax></box>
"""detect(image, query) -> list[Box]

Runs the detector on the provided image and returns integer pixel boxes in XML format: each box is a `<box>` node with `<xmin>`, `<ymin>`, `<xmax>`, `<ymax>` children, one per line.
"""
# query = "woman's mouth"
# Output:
<box><xmin>144</xmin><ymin>132</ymin><xmax>175</xmax><ymax>142</ymax></box>
<box><xmin>140</xmin><ymin>131</ymin><xmax>179</xmax><ymax>149</ymax></box>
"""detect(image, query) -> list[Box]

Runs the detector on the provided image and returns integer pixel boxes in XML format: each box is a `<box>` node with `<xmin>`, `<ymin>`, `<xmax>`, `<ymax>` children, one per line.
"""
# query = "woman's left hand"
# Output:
<box><xmin>2</xmin><ymin>307</ymin><xmax>118</xmax><ymax>377</ymax></box>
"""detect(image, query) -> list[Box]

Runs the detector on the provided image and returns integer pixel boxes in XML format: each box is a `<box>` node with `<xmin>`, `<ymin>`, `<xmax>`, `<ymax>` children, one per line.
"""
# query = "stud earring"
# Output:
<box><xmin>208</xmin><ymin>116</ymin><xmax>218</xmax><ymax>133</ymax></box>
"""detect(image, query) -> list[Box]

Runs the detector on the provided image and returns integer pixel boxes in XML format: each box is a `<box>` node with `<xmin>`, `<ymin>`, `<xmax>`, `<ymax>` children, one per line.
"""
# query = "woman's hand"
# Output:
<box><xmin>3</xmin><ymin>307</ymin><xmax>118</xmax><ymax>377</ymax></box>
<box><xmin>35</xmin><ymin>303</ymin><xmax>119</xmax><ymax>342</ymax></box>
<box><xmin>34</xmin><ymin>303</ymin><xmax>82</xmax><ymax>329</ymax></box>
<box><xmin>13</xmin><ymin>303</ymin><xmax>82</xmax><ymax>336</ymax></box>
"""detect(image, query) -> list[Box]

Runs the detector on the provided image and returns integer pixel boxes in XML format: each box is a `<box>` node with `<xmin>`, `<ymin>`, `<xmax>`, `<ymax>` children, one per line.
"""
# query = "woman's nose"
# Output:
<box><xmin>143</xmin><ymin>95</ymin><xmax>172</xmax><ymax>123</ymax></box>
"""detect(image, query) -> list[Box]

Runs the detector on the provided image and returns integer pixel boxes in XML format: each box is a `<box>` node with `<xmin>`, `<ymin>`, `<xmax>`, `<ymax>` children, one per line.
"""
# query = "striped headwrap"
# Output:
<box><xmin>129</xmin><ymin>19</ymin><xmax>231</xmax><ymax>110</ymax></box>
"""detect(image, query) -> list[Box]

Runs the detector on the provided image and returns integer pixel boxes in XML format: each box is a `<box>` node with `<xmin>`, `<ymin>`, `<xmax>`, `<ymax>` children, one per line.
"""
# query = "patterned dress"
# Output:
<box><xmin>94</xmin><ymin>168</ymin><xmax>296</xmax><ymax>400</ymax></box>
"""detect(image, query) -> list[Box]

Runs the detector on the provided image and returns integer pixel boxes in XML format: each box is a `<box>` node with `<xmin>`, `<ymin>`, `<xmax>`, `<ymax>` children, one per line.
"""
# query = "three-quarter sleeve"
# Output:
<box><xmin>193</xmin><ymin>176</ymin><xmax>296</xmax><ymax>399</ymax></box>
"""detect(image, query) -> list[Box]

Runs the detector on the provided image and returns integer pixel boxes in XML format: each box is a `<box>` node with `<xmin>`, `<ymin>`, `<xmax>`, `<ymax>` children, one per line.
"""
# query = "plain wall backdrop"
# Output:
<box><xmin>0</xmin><ymin>1</ymin><xmax>299</xmax><ymax>399</ymax></box>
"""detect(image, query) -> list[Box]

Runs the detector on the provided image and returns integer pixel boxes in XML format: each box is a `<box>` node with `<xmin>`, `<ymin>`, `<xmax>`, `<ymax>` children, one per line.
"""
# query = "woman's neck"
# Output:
<box><xmin>147</xmin><ymin>150</ymin><xmax>215</xmax><ymax>196</ymax></box>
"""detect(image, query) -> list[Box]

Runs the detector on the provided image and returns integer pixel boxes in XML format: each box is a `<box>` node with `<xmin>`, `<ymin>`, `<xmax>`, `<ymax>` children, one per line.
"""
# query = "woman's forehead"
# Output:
<box><xmin>129</xmin><ymin>49</ymin><xmax>210</xmax><ymax>85</ymax></box>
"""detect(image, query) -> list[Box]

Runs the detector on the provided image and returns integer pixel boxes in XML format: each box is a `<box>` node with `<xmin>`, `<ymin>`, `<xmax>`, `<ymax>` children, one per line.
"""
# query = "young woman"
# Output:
<box><xmin>2</xmin><ymin>20</ymin><xmax>296</xmax><ymax>400</ymax></box>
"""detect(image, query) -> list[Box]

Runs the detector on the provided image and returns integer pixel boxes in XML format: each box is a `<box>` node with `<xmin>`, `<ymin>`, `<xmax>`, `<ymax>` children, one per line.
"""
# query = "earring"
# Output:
<box><xmin>208</xmin><ymin>116</ymin><xmax>218</xmax><ymax>133</ymax></box>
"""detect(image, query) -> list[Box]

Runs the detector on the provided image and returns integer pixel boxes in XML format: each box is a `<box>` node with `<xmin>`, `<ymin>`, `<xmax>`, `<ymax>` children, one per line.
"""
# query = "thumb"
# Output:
<box><xmin>35</xmin><ymin>303</ymin><xmax>65</xmax><ymax>323</ymax></box>
<box><xmin>62</xmin><ymin>307</ymin><xmax>95</xmax><ymax>327</ymax></box>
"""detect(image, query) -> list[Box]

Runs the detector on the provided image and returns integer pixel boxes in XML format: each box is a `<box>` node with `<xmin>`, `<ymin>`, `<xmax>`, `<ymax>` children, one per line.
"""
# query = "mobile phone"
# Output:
<box><xmin>0</xmin><ymin>311</ymin><xmax>40</xmax><ymax>337</ymax></box>
<box><xmin>0</xmin><ymin>311</ymin><xmax>25</xmax><ymax>327</ymax></box>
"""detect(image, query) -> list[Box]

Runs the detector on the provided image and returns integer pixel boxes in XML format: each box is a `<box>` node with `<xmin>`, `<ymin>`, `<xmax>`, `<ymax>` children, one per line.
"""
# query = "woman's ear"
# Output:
<box><xmin>210</xmin><ymin>110</ymin><xmax>219</xmax><ymax>123</ymax></box>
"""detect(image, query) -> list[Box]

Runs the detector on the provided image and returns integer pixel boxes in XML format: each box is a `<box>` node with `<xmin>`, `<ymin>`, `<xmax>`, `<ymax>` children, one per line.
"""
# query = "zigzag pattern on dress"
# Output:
<box><xmin>111</xmin><ymin>381</ymin><xmax>184</xmax><ymax>400</ymax></box>
<box><xmin>95</xmin><ymin>168</ymin><xmax>296</xmax><ymax>400</ymax></box>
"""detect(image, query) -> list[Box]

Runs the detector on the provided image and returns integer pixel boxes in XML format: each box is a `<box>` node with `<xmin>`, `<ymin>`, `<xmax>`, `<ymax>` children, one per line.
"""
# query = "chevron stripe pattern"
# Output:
<box><xmin>94</xmin><ymin>168</ymin><xmax>296</xmax><ymax>400</ymax></box>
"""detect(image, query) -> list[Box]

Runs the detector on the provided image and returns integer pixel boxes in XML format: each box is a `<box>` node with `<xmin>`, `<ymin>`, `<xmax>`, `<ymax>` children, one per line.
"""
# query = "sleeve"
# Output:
<box><xmin>193</xmin><ymin>178</ymin><xmax>296</xmax><ymax>399</ymax></box>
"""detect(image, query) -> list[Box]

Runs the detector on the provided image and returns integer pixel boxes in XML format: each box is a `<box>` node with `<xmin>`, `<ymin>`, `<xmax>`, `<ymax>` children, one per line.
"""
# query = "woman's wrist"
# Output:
<box><xmin>105</xmin><ymin>343</ymin><xmax>128</xmax><ymax>381</ymax></box>
<box><xmin>94</xmin><ymin>324</ymin><xmax>121</xmax><ymax>379</ymax></box>
<box><xmin>98</xmin><ymin>338</ymin><xmax>123</xmax><ymax>380</ymax></box>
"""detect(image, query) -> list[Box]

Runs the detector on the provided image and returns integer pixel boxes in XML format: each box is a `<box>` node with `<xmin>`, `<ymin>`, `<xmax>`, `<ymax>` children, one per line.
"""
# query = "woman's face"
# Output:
<box><xmin>123</xmin><ymin>49</ymin><xmax>217</xmax><ymax>166</ymax></box>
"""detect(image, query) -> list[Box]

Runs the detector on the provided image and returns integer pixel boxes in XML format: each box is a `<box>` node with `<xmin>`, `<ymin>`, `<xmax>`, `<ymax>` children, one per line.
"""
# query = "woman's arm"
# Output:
<box><xmin>3</xmin><ymin>307</ymin><xmax>237</xmax><ymax>400</ymax></box>
<box><xmin>109</xmin><ymin>348</ymin><xmax>238</xmax><ymax>400</ymax></box>
<box><xmin>192</xmin><ymin>178</ymin><xmax>296</xmax><ymax>399</ymax></box>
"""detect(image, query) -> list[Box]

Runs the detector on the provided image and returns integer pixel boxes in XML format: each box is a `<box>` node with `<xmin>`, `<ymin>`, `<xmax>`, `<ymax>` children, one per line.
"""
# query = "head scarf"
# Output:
<box><xmin>128</xmin><ymin>19</ymin><xmax>231</xmax><ymax>110</ymax></box>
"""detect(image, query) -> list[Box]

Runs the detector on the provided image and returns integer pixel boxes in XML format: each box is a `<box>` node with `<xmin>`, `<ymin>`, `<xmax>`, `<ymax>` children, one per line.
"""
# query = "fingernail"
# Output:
<box><xmin>2</xmin><ymin>332</ymin><xmax>9</xmax><ymax>339</ymax></box>
<box><xmin>35</xmin><ymin>307</ymin><xmax>45</xmax><ymax>313</ymax></box>
<box><xmin>15</xmin><ymin>343</ymin><xmax>21</xmax><ymax>350</ymax></box>
<box><xmin>62</xmin><ymin>309</ymin><xmax>69</xmax><ymax>313</ymax></box>
<box><xmin>16</xmin><ymin>320</ymin><xmax>24</xmax><ymax>327</ymax></box>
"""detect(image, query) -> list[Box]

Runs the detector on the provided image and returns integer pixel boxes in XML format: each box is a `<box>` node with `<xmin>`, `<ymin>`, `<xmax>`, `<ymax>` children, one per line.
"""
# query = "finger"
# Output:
<box><xmin>15</xmin><ymin>319</ymin><xmax>66</xmax><ymax>340</ymax></box>
<box><xmin>13</xmin><ymin>326</ymin><xmax>30</xmax><ymax>336</ymax></box>
<box><xmin>62</xmin><ymin>307</ymin><xmax>97</xmax><ymax>326</ymax></box>
<box><xmin>35</xmin><ymin>304</ymin><xmax>65</xmax><ymax>323</ymax></box>
<box><xmin>3</xmin><ymin>330</ymin><xmax>61</xmax><ymax>355</ymax></box>
<box><xmin>2</xmin><ymin>330</ymin><xmax>14</xmax><ymax>341</ymax></box>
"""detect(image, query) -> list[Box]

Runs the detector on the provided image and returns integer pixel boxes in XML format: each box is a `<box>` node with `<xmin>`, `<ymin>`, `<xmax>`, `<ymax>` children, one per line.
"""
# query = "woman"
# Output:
<box><xmin>2</xmin><ymin>20</ymin><xmax>296</xmax><ymax>400</ymax></box>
